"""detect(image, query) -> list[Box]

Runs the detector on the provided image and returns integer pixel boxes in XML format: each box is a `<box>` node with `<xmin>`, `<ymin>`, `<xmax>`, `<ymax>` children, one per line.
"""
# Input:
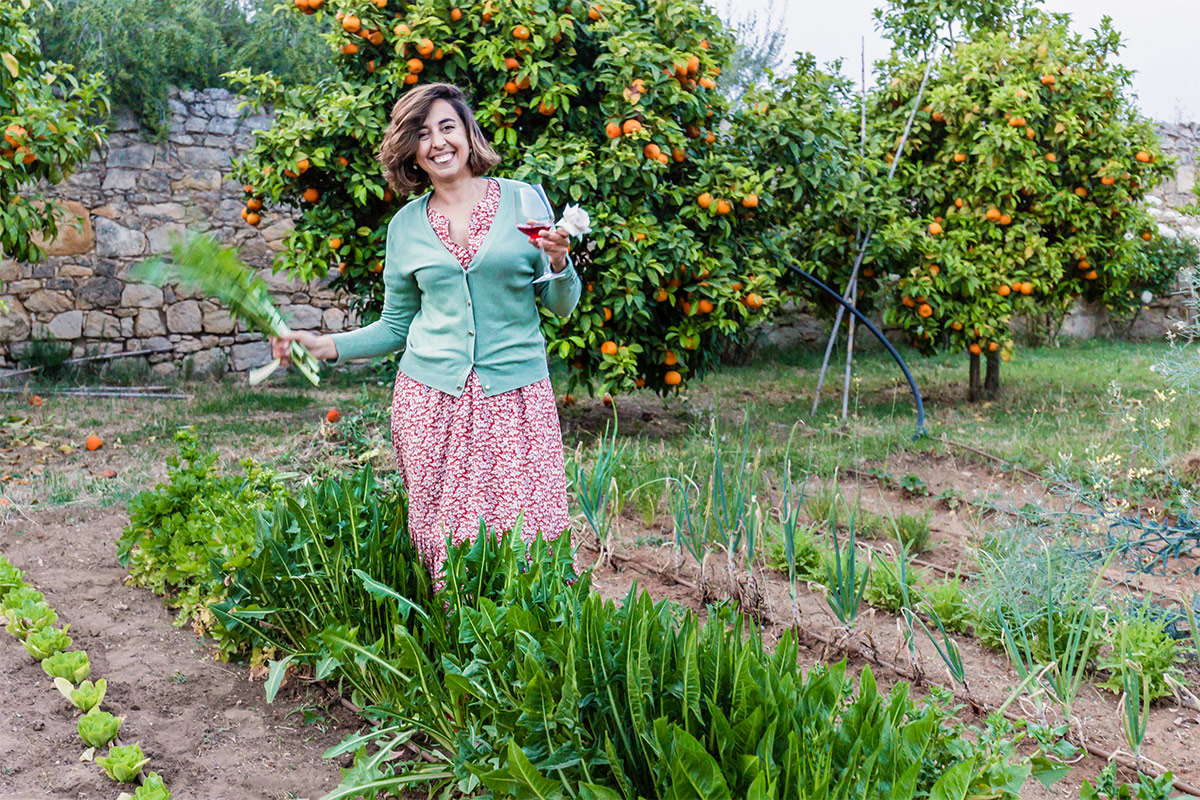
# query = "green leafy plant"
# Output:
<box><xmin>1099</xmin><ymin>614</ymin><xmax>1184</xmax><ymax>703</ymax></box>
<box><xmin>865</xmin><ymin>553</ymin><xmax>923</xmax><ymax>613</ymax></box>
<box><xmin>55</xmin><ymin>677</ymin><xmax>107</xmax><ymax>713</ymax></box>
<box><xmin>2</xmin><ymin>587</ymin><xmax>57</xmax><ymax>638</ymax></box>
<box><xmin>919</xmin><ymin>577</ymin><xmax>972</xmax><ymax>633</ymax></box>
<box><xmin>888</xmin><ymin>509</ymin><xmax>932</xmax><ymax>553</ymax></box>
<box><xmin>0</xmin><ymin>558</ymin><xmax>24</xmax><ymax>598</ymax></box>
<box><xmin>42</xmin><ymin>650</ymin><xmax>90</xmax><ymax>683</ymax></box>
<box><xmin>1081</xmin><ymin>762</ymin><xmax>1184</xmax><ymax>800</ymax></box>
<box><xmin>898</xmin><ymin>473</ymin><xmax>930</xmax><ymax>497</ymax></box>
<box><xmin>78</xmin><ymin>708</ymin><xmax>122</xmax><ymax>748</ymax></box>
<box><xmin>572</xmin><ymin>419</ymin><xmax>624</xmax><ymax>568</ymax></box>
<box><xmin>118</xmin><ymin>770</ymin><xmax>172</xmax><ymax>800</ymax></box>
<box><xmin>96</xmin><ymin>743</ymin><xmax>149</xmax><ymax>783</ymax></box>
<box><xmin>822</xmin><ymin>506</ymin><xmax>871</xmax><ymax>628</ymax></box>
<box><xmin>23</xmin><ymin>624</ymin><xmax>71</xmax><ymax>660</ymax></box>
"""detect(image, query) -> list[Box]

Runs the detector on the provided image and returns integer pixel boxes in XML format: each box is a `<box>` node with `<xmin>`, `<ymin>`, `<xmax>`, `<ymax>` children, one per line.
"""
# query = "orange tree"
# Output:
<box><xmin>868</xmin><ymin>8</ymin><xmax>1172</xmax><ymax>399</ymax></box>
<box><xmin>225</xmin><ymin>0</ymin><xmax>850</xmax><ymax>395</ymax></box>
<box><xmin>1</xmin><ymin>0</ymin><xmax>108</xmax><ymax>264</ymax></box>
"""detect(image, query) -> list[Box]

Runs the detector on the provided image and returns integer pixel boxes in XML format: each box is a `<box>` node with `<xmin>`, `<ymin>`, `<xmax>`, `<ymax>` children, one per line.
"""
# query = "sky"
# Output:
<box><xmin>727</xmin><ymin>0</ymin><xmax>1198</xmax><ymax>123</ymax></box>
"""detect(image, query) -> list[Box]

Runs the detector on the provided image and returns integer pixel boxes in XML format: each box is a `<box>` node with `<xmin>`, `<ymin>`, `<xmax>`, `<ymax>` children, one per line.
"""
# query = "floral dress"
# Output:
<box><xmin>390</xmin><ymin>178</ymin><xmax>572</xmax><ymax>590</ymax></box>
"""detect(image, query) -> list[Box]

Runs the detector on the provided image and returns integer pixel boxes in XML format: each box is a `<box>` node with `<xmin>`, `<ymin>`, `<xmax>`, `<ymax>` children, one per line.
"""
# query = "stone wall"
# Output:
<box><xmin>0</xmin><ymin>88</ymin><xmax>353</xmax><ymax>377</ymax></box>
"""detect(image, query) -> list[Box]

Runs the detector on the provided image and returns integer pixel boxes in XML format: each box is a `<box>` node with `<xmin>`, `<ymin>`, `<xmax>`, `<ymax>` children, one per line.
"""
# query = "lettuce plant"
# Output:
<box><xmin>0</xmin><ymin>559</ymin><xmax>23</xmax><ymax>598</ymax></box>
<box><xmin>120</xmin><ymin>771</ymin><xmax>171</xmax><ymax>800</ymax></box>
<box><xmin>96</xmin><ymin>743</ymin><xmax>149</xmax><ymax>783</ymax></box>
<box><xmin>78</xmin><ymin>708</ymin><xmax>122</xmax><ymax>748</ymax></box>
<box><xmin>42</xmin><ymin>650</ymin><xmax>90</xmax><ymax>683</ymax></box>
<box><xmin>55</xmin><ymin>677</ymin><xmax>107</xmax><ymax>712</ymax></box>
<box><xmin>4</xmin><ymin>598</ymin><xmax>57</xmax><ymax>638</ymax></box>
<box><xmin>24</xmin><ymin>624</ymin><xmax>71</xmax><ymax>660</ymax></box>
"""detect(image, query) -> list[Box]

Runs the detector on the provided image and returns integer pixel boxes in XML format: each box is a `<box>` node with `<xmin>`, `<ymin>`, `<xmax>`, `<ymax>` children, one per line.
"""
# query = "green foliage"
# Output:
<box><xmin>823</xmin><ymin>514</ymin><xmax>871</xmax><ymax>627</ymax></box>
<box><xmin>873</xmin><ymin>8</ymin><xmax>1172</xmax><ymax>391</ymax></box>
<box><xmin>0</xmin><ymin>0</ymin><xmax>109</xmax><ymax>263</ymax></box>
<box><xmin>572</xmin><ymin>420</ymin><xmax>624</xmax><ymax>564</ymax></box>
<box><xmin>764</xmin><ymin>521</ymin><xmax>825</xmax><ymax>581</ymax></box>
<box><xmin>129</xmin><ymin>771</ymin><xmax>172</xmax><ymax>800</ymax></box>
<box><xmin>41</xmin><ymin>650</ymin><xmax>90</xmax><ymax>683</ymax></box>
<box><xmin>37</xmin><ymin>0</ymin><xmax>332</xmax><ymax>139</ymax></box>
<box><xmin>865</xmin><ymin>554</ymin><xmax>923</xmax><ymax>613</ymax></box>
<box><xmin>225</xmin><ymin>0</ymin><xmax>861</xmax><ymax>395</ymax></box>
<box><xmin>1098</xmin><ymin>616</ymin><xmax>1184</xmax><ymax>702</ymax></box>
<box><xmin>2</xmin><ymin>586</ymin><xmax>57</xmax><ymax>638</ymax></box>
<box><xmin>887</xmin><ymin>509</ymin><xmax>932</xmax><ymax>553</ymax></box>
<box><xmin>1110</xmin><ymin>235</ymin><xmax>1200</xmax><ymax>325</ymax></box>
<box><xmin>1081</xmin><ymin>763</ymin><xmax>1184</xmax><ymax>800</ymax></box>
<box><xmin>23</xmin><ymin>623</ymin><xmax>71</xmax><ymax>660</ymax></box>
<box><xmin>78</xmin><ymin>708</ymin><xmax>122</xmax><ymax>749</ymax></box>
<box><xmin>919</xmin><ymin>577</ymin><xmax>972</xmax><ymax>633</ymax></box>
<box><xmin>0</xmin><ymin>557</ymin><xmax>24</xmax><ymax>598</ymax></box>
<box><xmin>96</xmin><ymin>743</ymin><xmax>149</xmax><ymax>783</ymax></box>
<box><xmin>117</xmin><ymin>428</ymin><xmax>288</xmax><ymax>632</ymax></box>
<box><xmin>55</xmin><ymin>678</ymin><xmax>107</xmax><ymax>713</ymax></box>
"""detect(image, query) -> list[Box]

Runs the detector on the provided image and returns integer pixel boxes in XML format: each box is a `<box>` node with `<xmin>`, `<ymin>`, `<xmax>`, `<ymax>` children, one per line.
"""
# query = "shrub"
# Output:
<box><xmin>1098</xmin><ymin>615</ymin><xmax>1185</xmax><ymax>703</ymax></box>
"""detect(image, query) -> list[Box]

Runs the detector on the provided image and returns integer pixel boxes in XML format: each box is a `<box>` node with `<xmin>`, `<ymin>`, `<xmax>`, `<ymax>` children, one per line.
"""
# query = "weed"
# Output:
<box><xmin>919</xmin><ymin>578</ymin><xmax>971</xmax><ymax>634</ymax></box>
<box><xmin>865</xmin><ymin>553</ymin><xmax>923</xmax><ymax>613</ymax></box>
<box><xmin>898</xmin><ymin>473</ymin><xmax>930</xmax><ymax>497</ymax></box>
<box><xmin>887</xmin><ymin>510</ymin><xmax>932</xmax><ymax>553</ymax></box>
<box><xmin>1098</xmin><ymin>612</ymin><xmax>1185</xmax><ymax>702</ymax></box>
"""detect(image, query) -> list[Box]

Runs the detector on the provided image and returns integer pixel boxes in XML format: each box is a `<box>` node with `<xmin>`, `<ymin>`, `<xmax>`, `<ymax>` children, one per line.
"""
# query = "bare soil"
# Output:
<box><xmin>0</xmin><ymin>506</ymin><xmax>356</xmax><ymax>800</ymax></box>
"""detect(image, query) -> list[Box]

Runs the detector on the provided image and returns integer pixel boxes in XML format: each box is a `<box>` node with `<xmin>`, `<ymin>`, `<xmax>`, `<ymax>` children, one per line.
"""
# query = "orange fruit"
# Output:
<box><xmin>404</xmin><ymin>73</ymin><xmax>419</xmax><ymax>85</ymax></box>
<box><xmin>953</xmin><ymin>153</ymin><xmax>966</xmax><ymax>163</ymax></box>
<box><xmin>329</xmin><ymin>237</ymin><xmax>342</xmax><ymax>250</ymax></box>
<box><xmin>664</xmin><ymin>351</ymin><xmax>678</xmax><ymax>366</ymax></box>
<box><xmin>928</xmin><ymin>264</ymin><xmax>940</xmax><ymax>276</ymax></box>
<box><xmin>744</xmin><ymin>292</ymin><xmax>763</xmax><ymax>309</ymax></box>
<box><xmin>1141</xmin><ymin>231</ymin><xmax>1153</xmax><ymax>241</ymax></box>
<box><xmin>1045</xmin><ymin>152</ymin><xmax>1056</xmax><ymax>162</ymax></box>
<box><xmin>85</xmin><ymin>435</ymin><xmax>103</xmax><ymax>451</ymax></box>
<box><xmin>699</xmin><ymin>77</ymin><xmax>716</xmax><ymax>90</ymax></box>
<box><xmin>634</xmin><ymin>232</ymin><xmax>646</xmax><ymax>241</ymax></box>
<box><xmin>451</xmin><ymin>7</ymin><xmax>462</xmax><ymax>20</ymax></box>
<box><xmin>741</xmin><ymin>193</ymin><xmax>758</xmax><ymax>208</ymax></box>
<box><xmin>29</xmin><ymin>395</ymin><xmax>43</xmax><ymax>407</ymax></box>
<box><xmin>588</xmin><ymin>5</ymin><xmax>602</xmax><ymax>21</ymax></box>
<box><xmin>505</xmin><ymin>56</ymin><xmax>520</xmax><ymax>69</ymax></box>
<box><xmin>699</xmin><ymin>39</ymin><xmax>709</xmax><ymax>50</ymax></box>
<box><xmin>901</xmin><ymin>295</ymin><xmax>915</xmax><ymax>307</ymax></box>
<box><xmin>605</xmin><ymin>121</ymin><xmax>621</xmax><ymax>138</ymax></box>
<box><xmin>1135</xmin><ymin>151</ymin><xmax>1152</xmax><ymax>163</ymax></box>
<box><xmin>1074</xmin><ymin>187</ymin><xmax>1088</xmax><ymax>198</ymax></box>
<box><xmin>603</xmin><ymin>307</ymin><xmax>612</xmax><ymax>321</ymax></box>
<box><xmin>367</xmin><ymin>29</ymin><xmax>384</xmax><ymax>45</ymax></box>
<box><xmin>1020</xmin><ymin>281</ymin><xmax>1033</xmax><ymax>295</ymax></box>
<box><xmin>714</xmin><ymin>199</ymin><xmax>731</xmax><ymax>215</ymax></box>
<box><xmin>698</xmin><ymin>299</ymin><xmax>714</xmax><ymax>313</ymax></box>
<box><xmin>515</xmin><ymin>75</ymin><xmax>531</xmax><ymax>90</ymax></box>
<box><xmin>562</xmin><ymin>393</ymin><xmax>577</xmax><ymax>406</ymax></box>
<box><xmin>681</xmin><ymin>301</ymin><xmax>692</xmax><ymax>315</ymax></box>
<box><xmin>997</xmin><ymin>284</ymin><xmax>1011</xmax><ymax>296</ymax></box>
<box><xmin>654</xmin><ymin>288</ymin><xmax>668</xmax><ymax>302</ymax></box>
<box><xmin>998</xmin><ymin>214</ymin><xmax>1012</xmax><ymax>226</ymax></box>
<box><xmin>600</xmin><ymin>341</ymin><xmax>618</xmax><ymax>355</ymax></box>
<box><xmin>246</xmin><ymin>212</ymin><xmax>261</xmax><ymax>226</ymax></box>
<box><xmin>538</xmin><ymin>100</ymin><xmax>556</xmax><ymax>115</ymax></box>
<box><xmin>950</xmin><ymin>321</ymin><xmax>963</xmax><ymax>330</ymax></box>
<box><xmin>664</xmin><ymin>370</ymin><xmax>682</xmax><ymax>386</ymax></box>
<box><xmin>303</xmin><ymin>187</ymin><xmax>319</xmax><ymax>202</ymax></box>
<box><xmin>1078</xmin><ymin>260</ymin><xmax>1090</xmax><ymax>270</ymax></box>
<box><xmin>697</xmin><ymin>192</ymin><xmax>713</xmax><ymax>209</ymax></box>
<box><xmin>954</xmin><ymin>197</ymin><xmax>964</xmax><ymax>208</ymax></box>
<box><xmin>986</xmin><ymin>207</ymin><xmax>1001</xmax><ymax>222</ymax></box>
<box><xmin>1025</xmin><ymin>128</ymin><xmax>1036</xmax><ymax>140</ymax></box>
<box><xmin>1041</xmin><ymin>74</ymin><xmax>1056</xmax><ymax>86</ymax></box>
<box><xmin>246</xmin><ymin>197</ymin><xmax>262</xmax><ymax>211</ymax></box>
<box><xmin>407</xmin><ymin>58</ymin><xmax>424</xmax><ymax>73</ymax></box>
<box><xmin>503</xmin><ymin>81</ymin><xmax>518</xmax><ymax>94</ymax></box>
<box><xmin>1101</xmin><ymin>176</ymin><xmax>1116</xmax><ymax>185</ymax></box>
<box><xmin>513</xmin><ymin>24</ymin><xmax>530</xmax><ymax>39</ymax></box>
<box><xmin>1085</xmin><ymin>270</ymin><xmax>1098</xmax><ymax>280</ymax></box>
<box><xmin>671</xmin><ymin>147</ymin><xmax>686</xmax><ymax>162</ymax></box>
<box><xmin>928</xmin><ymin>222</ymin><xmax>943</xmax><ymax>235</ymax></box>
<box><xmin>643</xmin><ymin>143</ymin><xmax>661</xmax><ymax>159</ymax></box>
<box><xmin>296</xmin><ymin>158</ymin><xmax>310</xmax><ymax>174</ymax></box>
<box><xmin>988</xmin><ymin>341</ymin><xmax>999</xmax><ymax>352</ymax></box>
<box><xmin>342</xmin><ymin>14</ymin><xmax>361</xmax><ymax>32</ymax></box>
<box><xmin>326</xmin><ymin>408</ymin><xmax>342</xmax><ymax>423</ymax></box>
<box><xmin>621</xmin><ymin>118</ymin><xmax>642</xmax><ymax>135</ymax></box>
<box><xmin>968</xmin><ymin>343</ymin><xmax>983</xmax><ymax>355</ymax></box>
<box><xmin>394</xmin><ymin>23</ymin><xmax>411</xmax><ymax>35</ymax></box>
<box><xmin>341</xmin><ymin>42</ymin><xmax>359</xmax><ymax>54</ymax></box>
<box><xmin>416</xmin><ymin>38</ymin><xmax>434</xmax><ymax>56</ymax></box>
<box><xmin>704</xmin><ymin>132</ymin><xmax>716</xmax><ymax>144</ymax></box>
<box><xmin>917</xmin><ymin>303</ymin><xmax>932</xmax><ymax>318</ymax></box>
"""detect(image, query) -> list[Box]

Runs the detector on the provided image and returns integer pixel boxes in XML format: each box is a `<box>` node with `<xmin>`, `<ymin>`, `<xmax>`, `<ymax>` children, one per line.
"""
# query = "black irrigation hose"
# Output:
<box><xmin>784</xmin><ymin>262</ymin><xmax>928</xmax><ymax>439</ymax></box>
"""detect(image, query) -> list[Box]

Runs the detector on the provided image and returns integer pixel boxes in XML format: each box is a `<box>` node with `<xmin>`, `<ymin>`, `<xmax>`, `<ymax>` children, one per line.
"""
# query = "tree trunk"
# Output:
<box><xmin>967</xmin><ymin>352</ymin><xmax>982</xmax><ymax>402</ymax></box>
<box><xmin>984</xmin><ymin>349</ymin><xmax>1001</xmax><ymax>399</ymax></box>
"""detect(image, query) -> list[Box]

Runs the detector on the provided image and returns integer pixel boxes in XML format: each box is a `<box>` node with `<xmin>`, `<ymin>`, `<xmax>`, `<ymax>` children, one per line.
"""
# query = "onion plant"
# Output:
<box><xmin>572</xmin><ymin>419</ymin><xmax>624</xmax><ymax>569</ymax></box>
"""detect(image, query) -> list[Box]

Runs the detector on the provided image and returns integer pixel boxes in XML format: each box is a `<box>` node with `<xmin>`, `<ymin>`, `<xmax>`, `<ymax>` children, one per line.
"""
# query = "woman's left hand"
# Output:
<box><xmin>535</xmin><ymin>226</ymin><xmax>570</xmax><ymax>272</ymax></box>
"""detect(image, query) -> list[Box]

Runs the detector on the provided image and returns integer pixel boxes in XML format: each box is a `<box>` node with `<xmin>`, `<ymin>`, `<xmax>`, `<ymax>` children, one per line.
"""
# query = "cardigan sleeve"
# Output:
<box><xmin>534</xmin><ymin>252</ymin><xmax>581</xmax><ymax>318</ymax></box>
<box><xmin>328</xmin><ymin>225</ymin><xmax>421</xmax><ymax>364</ymax></box>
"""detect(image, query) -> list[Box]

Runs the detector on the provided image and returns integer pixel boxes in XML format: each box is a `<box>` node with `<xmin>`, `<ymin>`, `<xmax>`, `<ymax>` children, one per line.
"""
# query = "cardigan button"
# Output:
<box><xmin>468</xmin><ymin>330</ymin><xmax>474</xmax><ymax>336</ymax></box>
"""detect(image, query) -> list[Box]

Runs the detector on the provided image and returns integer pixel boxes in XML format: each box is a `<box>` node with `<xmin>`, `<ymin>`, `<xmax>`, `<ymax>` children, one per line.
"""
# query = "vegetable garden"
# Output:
<box><xmin>4</xmin><ymin>0</ymin><xmax>1200</xmax><ymax>797</ymax></box>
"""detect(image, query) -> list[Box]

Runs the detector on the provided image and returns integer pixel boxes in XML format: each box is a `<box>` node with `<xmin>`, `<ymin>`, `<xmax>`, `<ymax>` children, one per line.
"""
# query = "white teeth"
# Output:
<box><xmin>433</xmin><ymin>153</ymin><xmax>454</xmax><ymax>164</ymax></box>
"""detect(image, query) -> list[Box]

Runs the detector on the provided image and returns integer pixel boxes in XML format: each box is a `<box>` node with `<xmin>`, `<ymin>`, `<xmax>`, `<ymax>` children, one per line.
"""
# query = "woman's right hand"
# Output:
<box><xmin>270</xmin><ymin>330</ymin><xmax>339</xmax><ymax>366</ymax></box>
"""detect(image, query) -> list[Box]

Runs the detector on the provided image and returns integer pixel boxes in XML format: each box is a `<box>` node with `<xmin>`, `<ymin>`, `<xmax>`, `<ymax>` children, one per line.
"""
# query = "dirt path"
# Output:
<box><xmin>0</xmin><ymin>506</ymin><xmax>356</xmax><ymax>800</ymax></box>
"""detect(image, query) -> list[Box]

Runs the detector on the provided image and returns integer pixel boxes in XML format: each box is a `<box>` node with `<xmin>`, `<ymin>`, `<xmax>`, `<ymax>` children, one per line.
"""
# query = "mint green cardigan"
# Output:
<box><xmin>329</xmin><ymin>177</ymin><xmax>582</xmax><ymax>397</ymax></box>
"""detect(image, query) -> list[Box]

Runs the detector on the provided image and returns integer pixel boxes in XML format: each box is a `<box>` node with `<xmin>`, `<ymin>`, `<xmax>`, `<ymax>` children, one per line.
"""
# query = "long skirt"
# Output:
<box><xmin>390</xmin><ymin>367</ymin><xmax>572</xmax><ymax>591</ymax></box>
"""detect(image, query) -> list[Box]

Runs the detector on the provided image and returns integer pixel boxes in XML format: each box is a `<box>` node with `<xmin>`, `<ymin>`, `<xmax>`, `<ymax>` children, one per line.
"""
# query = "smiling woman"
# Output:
<box><xmin>271</xmin><ymin>83</ymin><xmax>583</xmax><ymax>590</ymax></box>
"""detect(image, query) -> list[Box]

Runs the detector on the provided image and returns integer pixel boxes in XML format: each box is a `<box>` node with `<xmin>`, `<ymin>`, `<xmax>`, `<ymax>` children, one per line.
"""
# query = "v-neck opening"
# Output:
<box><xmin>424</xmin><ymin>178</ymin><xmax>503</xmax><ymax>271</ymax></box>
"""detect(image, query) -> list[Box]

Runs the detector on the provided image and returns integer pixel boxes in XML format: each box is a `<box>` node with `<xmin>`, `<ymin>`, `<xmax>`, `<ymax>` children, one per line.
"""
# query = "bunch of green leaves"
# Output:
<box><xmin>117</xmin><ymin>771</ymin><xmax>171</xmax><ymax>800</ymax></box>
<box><xmin>1081</xmin><ymin>763</ymin><xmax>1184</xmax><ymax>800</ymax></box>
<box><xmin>42</xmin><ymin>650</ymin><xmax>90</xmax><ymax>683</ymax></box>
<box><xmin>919</xmin><ymin>577</ymin><xmax>972</xmax><ymax>634</ymax></box>
<box><xmin>96</xmin><ymin>743</ymin><xmax>149</xmax><ymax>783</ymax></box>
<box><xmin>865</xmin><ymin>553</ymin><xmax>924</xmax><ymax>613</ymax></box>
<box><xmin>887</xmin><ymin>509</ymin><xmax>932</xmax><ymax>553</ymax></box>
<box><xmin>37</xmin><ymin>0</ymin><xmax>331</xmax><ymax>139</ymax></box>
<box><xmin>0</xmin><ymin>557</ymin><xmax>24</xmax><ymax>597</ymax></box>
<box><xmin>78</xmin><ymin>708</ymin><xmax>122</xmax><ymax>748</ymax></box>
<box><xmin>23</xmin><ymin>623</ymin><xmax>71</xmax><ymax>660</ymax></box>
<box><xmin>822</xmin><ymin>505</ymin><xmax>871</xmax><ymax>628</ymax></box>
<box><xmin>323</xmin><ymin>528</ymin><xmax>1035</xmax><ymax>800</ymax></box>
<box><xmin>2</xmin><ymin>586</ymin><xmax>57</xmax><ymax>637</ymax></box>
<box><xmin>211</xmin><ymin>465</ymin><xmax>426</xmax><ymax>692</ymax></box>
<box><xmin>764</xmin><ymin>520</ymin><xmax>826</xmax><ymax>581</ymax></box>
<box><xmin>133</xmin><ymin>232</ymin><xmax>319</xmax><ymax>385</ymax></box>
<box><xmin>1111</xmin><ymin>235</ymin><xmax>1200</xmax><ymax>325</ymax></box>
<box><xmin>117</xmin><ymin>428</ymin><xmax>288</xmax><ymax>633</ymax></box>
<box><xmin>572</xmin><ymin>419</ymin><xmax>625</xmax><ymax>568</ymax></box>
<box><xmin>55</xmin><ymin>677</ymin><xmax>107</xmax><ymax>712</ymax></box>
<box><xmin>1098</xmin><ymin>613</ymin><xmax>1185</xmax><ymax>703</ymax></box>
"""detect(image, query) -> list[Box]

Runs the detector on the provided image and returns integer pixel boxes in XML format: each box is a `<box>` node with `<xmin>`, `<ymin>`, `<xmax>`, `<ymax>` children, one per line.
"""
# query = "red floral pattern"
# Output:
<box><xmin>393</xmin><ymin>177</ymin><xmax>570</xmax><ymax>590</ymax></box>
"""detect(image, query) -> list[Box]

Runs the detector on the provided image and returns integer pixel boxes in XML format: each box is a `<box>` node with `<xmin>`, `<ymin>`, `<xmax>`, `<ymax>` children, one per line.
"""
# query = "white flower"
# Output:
<box><xmin>556</xmin><ymin>204</ymin><xmax>592</xmax><ymax>238</ymax></box>
<box><xmin>1141</xmin><ymin>290</ymin><xmax>1153</xmax><ymax>304</ymax></box>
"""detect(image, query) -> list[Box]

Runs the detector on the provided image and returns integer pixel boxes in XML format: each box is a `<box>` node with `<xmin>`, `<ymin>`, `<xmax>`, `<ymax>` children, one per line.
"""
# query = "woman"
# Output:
<box><xmin>272</xmin><ymin>83</ymin><xmax>581</xmax><ymax>590</ymax></box>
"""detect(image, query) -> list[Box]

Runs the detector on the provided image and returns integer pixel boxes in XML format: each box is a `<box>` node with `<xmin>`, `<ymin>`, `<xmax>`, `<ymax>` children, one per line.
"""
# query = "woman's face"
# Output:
<box><xmin>415</xmin><ymin>98</ymin><xmax>472</xmax><ymax>184</ymax></box>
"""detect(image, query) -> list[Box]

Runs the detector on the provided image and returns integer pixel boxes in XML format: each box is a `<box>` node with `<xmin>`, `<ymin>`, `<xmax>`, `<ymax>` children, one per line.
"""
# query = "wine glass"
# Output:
<box><xmin>515</xmin><ymin>184</ymin><xmax>554</xmax><ymax>271</ymax></box>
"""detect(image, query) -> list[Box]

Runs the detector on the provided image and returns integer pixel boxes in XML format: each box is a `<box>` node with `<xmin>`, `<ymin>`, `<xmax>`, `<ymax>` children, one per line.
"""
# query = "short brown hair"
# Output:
<box><xmin>377</xmin><ymin>83</ymin><xmax>501</xmax><ymax>197</ymax></box>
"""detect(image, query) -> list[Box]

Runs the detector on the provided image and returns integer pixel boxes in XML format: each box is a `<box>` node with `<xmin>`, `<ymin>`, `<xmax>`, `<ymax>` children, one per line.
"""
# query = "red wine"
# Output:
<box><xmin>517</xmin><ymin>222</ymin><xmax>549</xmax><ymax>239</ymax></box>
